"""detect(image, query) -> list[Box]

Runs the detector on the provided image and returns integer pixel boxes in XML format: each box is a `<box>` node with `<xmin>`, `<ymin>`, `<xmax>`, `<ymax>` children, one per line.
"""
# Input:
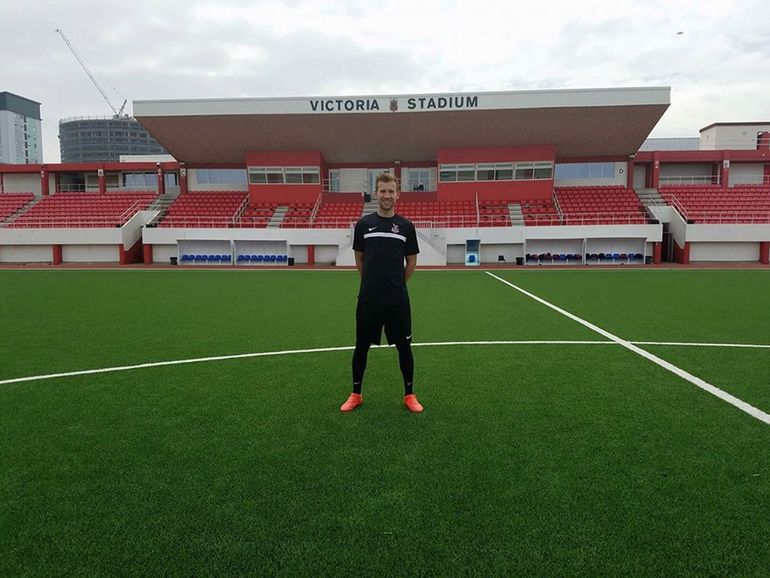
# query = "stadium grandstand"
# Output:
<box><xmin>0</xmin><ymin>87</ymin><xmax>768</xmax><ymax>267</ymax></box>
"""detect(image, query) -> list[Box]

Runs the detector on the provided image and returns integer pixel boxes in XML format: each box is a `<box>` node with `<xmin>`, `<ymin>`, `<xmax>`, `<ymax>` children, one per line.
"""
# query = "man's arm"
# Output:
<box><xmin>404</xmin><ymin>222</ymin><xmax>419</xmax><ymax>282</ymax></box>
<box><xmin>355</xmin><ymin>251</ymin><xmax>364</xmax><ymax>277</ymax></box>
<box><xmin>405</xmin><ymin>254</ymin><xmax>417</xmax><ymax>282</ymax></box>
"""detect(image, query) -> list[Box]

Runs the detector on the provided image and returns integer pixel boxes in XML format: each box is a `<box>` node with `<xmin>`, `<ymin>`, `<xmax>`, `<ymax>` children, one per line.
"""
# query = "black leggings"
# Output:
<box><xmin>352</xmin><ymin>339</ymin><xmax>414</xmax><ymax>395</ymax></box>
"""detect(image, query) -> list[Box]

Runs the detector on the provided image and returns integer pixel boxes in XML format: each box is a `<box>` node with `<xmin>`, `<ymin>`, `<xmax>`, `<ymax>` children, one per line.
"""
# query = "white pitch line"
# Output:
<box><xmin>414</xmin><ymin>340</ymin><xmax>770</xmax><ymax>349</ymax></box>
<box><xmin>0</xmin><ymin>341</ymin><xmax>609</xmax><ymax>386</ymax></box>
<box><xmin>1</xmin><ymin>339</ymin><xmax>768</xmax><ymax>387</ymax></box>
<box><xmin>0</xmin><ymin>340</ymin><xmax>770</xmax><ymax>385</ymax></box>
<box><xmin>485</xmin><ymin>271</ymin><xmax>770</xmax><ymax>426</ymax></box>
<box><xmin>635</xmin><ymin>341</ymin><xmax>770</xmax><ymax>349</ymax></box>
<box><xmin>411</xmin><ymin>340</ymin><xmax>611</xmax><ymax>347</ymax></box>
<box><xmin>0</xmin><ymin>345</ymin><xmax>355</xmax><ymax>386</ymax></box>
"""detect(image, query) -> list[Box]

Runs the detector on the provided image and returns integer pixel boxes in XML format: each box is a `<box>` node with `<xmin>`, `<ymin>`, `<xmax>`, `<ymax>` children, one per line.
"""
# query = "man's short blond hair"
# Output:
<box><xmin>375</xmin><ymin>172</ymin><xmax>398</xmax><ymax>189</ymax></box>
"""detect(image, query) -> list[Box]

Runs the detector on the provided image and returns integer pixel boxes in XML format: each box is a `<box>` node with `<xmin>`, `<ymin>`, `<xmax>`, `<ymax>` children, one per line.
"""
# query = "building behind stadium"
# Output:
<box><xmin>59</xmin><ymin>116</ymin><xmax>167</xmax><ymax>163</ymax></box>
<box><xmin>0</xmin><ymin>87</ymin><xmax>769</xmax><ymax>267</ymax></box>
<box><xmin>0</xmin><ymin>92</ymin><xmax>42</xmax><ymax>164</ymax></box>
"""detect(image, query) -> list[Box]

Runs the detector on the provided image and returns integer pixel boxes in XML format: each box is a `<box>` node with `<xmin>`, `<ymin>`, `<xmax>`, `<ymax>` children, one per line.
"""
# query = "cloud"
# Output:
<box><xmin>1</xmin><ymin>0</ymin><xmax>768</xmax><ymax>161</ymax></box>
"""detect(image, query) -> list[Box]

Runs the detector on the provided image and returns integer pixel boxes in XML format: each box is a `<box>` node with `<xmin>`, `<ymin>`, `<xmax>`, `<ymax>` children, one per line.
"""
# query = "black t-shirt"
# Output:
<box><xmin>353</xmin><ymin>212</ymin><xmax>419</xmax><ymax>304</ymax></box>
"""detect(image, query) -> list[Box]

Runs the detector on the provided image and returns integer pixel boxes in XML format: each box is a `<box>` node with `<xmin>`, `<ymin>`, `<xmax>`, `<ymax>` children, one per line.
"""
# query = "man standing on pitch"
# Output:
<box><xmin>340</xmin><ymin>172</ymin><xmax>423</xmax><ymax>413</ymax></box>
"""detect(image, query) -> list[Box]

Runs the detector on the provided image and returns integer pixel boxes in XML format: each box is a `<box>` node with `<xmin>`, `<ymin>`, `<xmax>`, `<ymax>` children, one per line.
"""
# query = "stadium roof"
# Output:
<box><xmin>133</xmin><ymin>87</ymin><xmax>670</xmax><ymax>164</ymax></box>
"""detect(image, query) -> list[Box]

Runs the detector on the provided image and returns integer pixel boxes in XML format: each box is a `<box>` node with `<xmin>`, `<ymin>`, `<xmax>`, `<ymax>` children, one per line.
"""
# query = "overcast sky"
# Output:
<box><xmin>2</xmin><ymin>0</ymin><xmax>769</xmax><ymax>162</ymax></box>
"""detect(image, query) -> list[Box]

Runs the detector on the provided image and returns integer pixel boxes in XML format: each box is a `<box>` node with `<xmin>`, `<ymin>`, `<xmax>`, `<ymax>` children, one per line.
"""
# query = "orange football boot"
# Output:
<box><xmin>340</xmin><ymin>393</ymin><xmax>363</xmax><ymax>412</ymax></box>
<box><xmin>404</xmin><ymin>394</ymin><xmax>424</xmax><ymax>413</ymax></box>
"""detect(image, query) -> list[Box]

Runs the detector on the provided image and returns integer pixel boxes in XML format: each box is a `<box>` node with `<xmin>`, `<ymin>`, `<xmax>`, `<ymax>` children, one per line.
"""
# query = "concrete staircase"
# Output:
<box><xmin>361</xmin><ymin>200</ymin><xmax>378</xmax><ymax>216</ymax></box>
<box><xmin>146</xmin><ymin>194</ymin><xmax>177</xmax><ymax>226</ymax></box>
<box><xmin>634</xmin><ymin>188</ymin><xmax>668</xmax><ymax>223</ymax></box>
<box><xmin>508</xmin><ymin>203</ymin><xmax>525</xmax><ymax>226</ymax></box>
<box><xmin>635</xmin><ymin>188</ymin><xmax>666</xmax><ymax>206</ymax></box>
<box><xmin>2</xmin><ymin>197</ymin><xmax>40</xmax><ymax>225</ymax></box>
<box><xmin>267</xmin><ymin>205</ymin><xmax>289</xmax><ymax>228</ymax></box>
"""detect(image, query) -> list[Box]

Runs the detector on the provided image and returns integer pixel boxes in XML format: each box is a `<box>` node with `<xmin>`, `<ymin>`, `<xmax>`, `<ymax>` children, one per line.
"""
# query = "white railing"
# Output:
<box><xmin>282</xmin><ymin>218</ymin><xmax>359</xmax><ymax>229</ymax></box>
<box><xmin>524</xmin><ymin>211</ymin><xmax>650</xmax><ymax>226</ymax></box>
<box><xmin>230</xmin><ymin>216</ymin><xmax>276</xmax><ymax>228</ymax></box>
<box><xmin>661</xmin><ymin>193</ymin><xmax>688</xmax><ymax>218</ymax></box>
<box><xmin>408</xmin><ymin>215</ymin><xmax>508</xmax><ymax>228</ymax></box>
<box><xmin>117</xmin><ymin>200</ymin><xmax>142</xmax><ymax>221</ymax></box>
<box><xmin>523</xmin><ymin>214</ymin><xmax>561</xmax><ymax>226</ymax></box>
<box><xmin>699</xmin><ymin>136</ymin><xmax>770</xmax><ymax>150</ymax></box>
<box><xmin>3</xmin><ymin>219</ymin><xmax>122</xmax><ymax>228</ymax></box>
<box><xmin>57</xmin><ymin>186</ymin><xmax>160</xmax><ymax>193</ymax></box>
<box><xmin>659</xmin><ymin>175</ymin><xmax>721</xmax><ymax>185</ymax></box>
<box><xmin>309</xmin><ymin>193</ymin><xmax>323</xmax><ymax>223</ymax></box>
<box><xmin>682</xmin><ymin>211</ymin><xmax>770</xmax><ymax>224</ymax></box>
<box><xmin>4</xmin><ymin>216</ymin><xmax>134</xmax><ymax>228</ymax></box>
<box><xmin>57</xmin><ymin>184</ymin><xmax>90</xmax><ymax>192</ymax></box>
<box><xmin>321</xmin><ymin>179</ymin><xmax>338</xmax><ymax>194</ymax></box>
<box><xmin>156</xmin><ymin>217</ymin><xmax>238</xmax><ymax>228</ymax></box>
<box><xmin>321</xmin><ymin>177</ymin><xmax>438</xmax><ymax>195</ymax></box>
<box><xmin>106</xmin><ymin>185</ymin><xmax>158</xmax><ymax>192</ymax></box>
<box><xmin>231</xmin><ymin>194</ymin><xmax>250</xmax><ymax>222</ymax></box>
<box><xmin>322</xmin><ymin>178</ymin><xmax>368</xmax><ymax>195</ymax></box>
<box><xmin>228</xmin><ymin>214</ymin><xmax>513</xmax><ymax>229</ymax></box>
<box><xmin>551</xmin><ymin>191</ymin><xmax>563</xmax><ymax>218</ymax></box>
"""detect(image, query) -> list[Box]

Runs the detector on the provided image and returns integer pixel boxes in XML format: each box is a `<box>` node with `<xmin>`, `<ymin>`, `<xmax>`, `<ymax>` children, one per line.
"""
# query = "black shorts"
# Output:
<box><xmin>356</xmin><ymin>300</ymin><xmax>412</xmax><ymax>346</ymax></box>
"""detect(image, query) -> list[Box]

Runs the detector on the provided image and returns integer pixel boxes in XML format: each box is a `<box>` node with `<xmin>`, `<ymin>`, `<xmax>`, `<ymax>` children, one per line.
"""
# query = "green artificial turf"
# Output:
<box><xmin>493</xmin><ymin>269</ymin><xmax>770</xmax><ymax>345</ymax></box>
<box><xmin>0</xmin><ymin>270</ymin><xmax>598</xmax><ymax>379</ymax></box>
<box><xmin>1</xmin><ymin>269</ymin><xmax>769</xmax><ymax>576</ymax></box>
<box><xmin>640</xmin><ymin>345</ymin><xmax>770</xmax><ymax>415</ymax></box>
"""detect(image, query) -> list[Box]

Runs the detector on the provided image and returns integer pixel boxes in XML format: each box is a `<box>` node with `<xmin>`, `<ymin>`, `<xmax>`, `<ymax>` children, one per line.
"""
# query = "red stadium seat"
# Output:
<box><xmin>8</xmin><ymin>191</ymin><xmax>159</xmax><ymax>228</ymax></box>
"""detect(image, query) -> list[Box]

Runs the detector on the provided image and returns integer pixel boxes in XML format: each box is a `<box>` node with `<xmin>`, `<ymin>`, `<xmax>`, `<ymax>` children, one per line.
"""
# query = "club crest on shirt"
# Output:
<box><xmin>391</xmin><ymin>224</ymin><xmax>400</xmax><ymax>234</ymax></box>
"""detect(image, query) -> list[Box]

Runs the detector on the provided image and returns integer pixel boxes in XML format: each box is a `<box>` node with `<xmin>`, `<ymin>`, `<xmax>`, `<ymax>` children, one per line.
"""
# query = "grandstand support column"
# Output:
<box><xmin>394</xmin><ymin>161</ymin><xmax>401</xmax><ymax>187</ymax></box>
<box><xmin>760</xmin><ymin>242</ymin><xmax>769</xmax><ymax>265</ymax></box>
<box><xmin>307</xmin><ymin>245</ymin><xmax>315</xmax><ymax>266</ymax></box>
<box><xmin>627</xmin><ymin>158</ymin><xmax>635</xmax><ymax>189</ymax></box>
<box><xmin>156</xmin><ymin>165</ymin><xmax>166</xmax><ymax>196</ymax></box>
<box><xmin>179</xmin><ymin>164</ymin><xmax>188</xmax><ymax>195</ymax></box>
<box><xmin>721</xmin><ymin>152</ymin><xmax>730</xmax><ymax>187</ymax></box>
<box><xmin>651</xmin><ymin>152</ymin><xmax>660</xmax><ymax>189</ymax></box>
<box><xmin>653</xmin><ymin>242</ymin><xmax>662</xmax><ymax>264</ymax></box>
<box><xmin>97</xmin><ymin>168</ymin><xmax>106</xmax><ymax>194</ymax></box>
<box><xmin>40</xmin><ymin>168</ymin><xmax>49</xmax><ymax>196</ymax></box>
<box><xmin>673</xmin><ymin>241</ymin><xmax>691</xmax><ymax>264</ymax></box>
<box><xmin>54</xmin><ymin>172</ymin><xmax>61</xmax><ymax>193</ymax></box>
<box><xmin>143</xmin><ymin>244</ymin><xmax>153</xmax><ymax>264</ymax></box>
<box><xmin>52</xmin><ymin>245</ymin><xmax>62</xmax><ymax>265</ymax></box>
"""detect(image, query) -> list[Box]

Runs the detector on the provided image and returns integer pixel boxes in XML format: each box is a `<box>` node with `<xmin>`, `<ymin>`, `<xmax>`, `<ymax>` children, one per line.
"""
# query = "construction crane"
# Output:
<box><xmin>55</xmin><ymin>28</ymin><xmax>128</xmax><ymax>118</ymax></box>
